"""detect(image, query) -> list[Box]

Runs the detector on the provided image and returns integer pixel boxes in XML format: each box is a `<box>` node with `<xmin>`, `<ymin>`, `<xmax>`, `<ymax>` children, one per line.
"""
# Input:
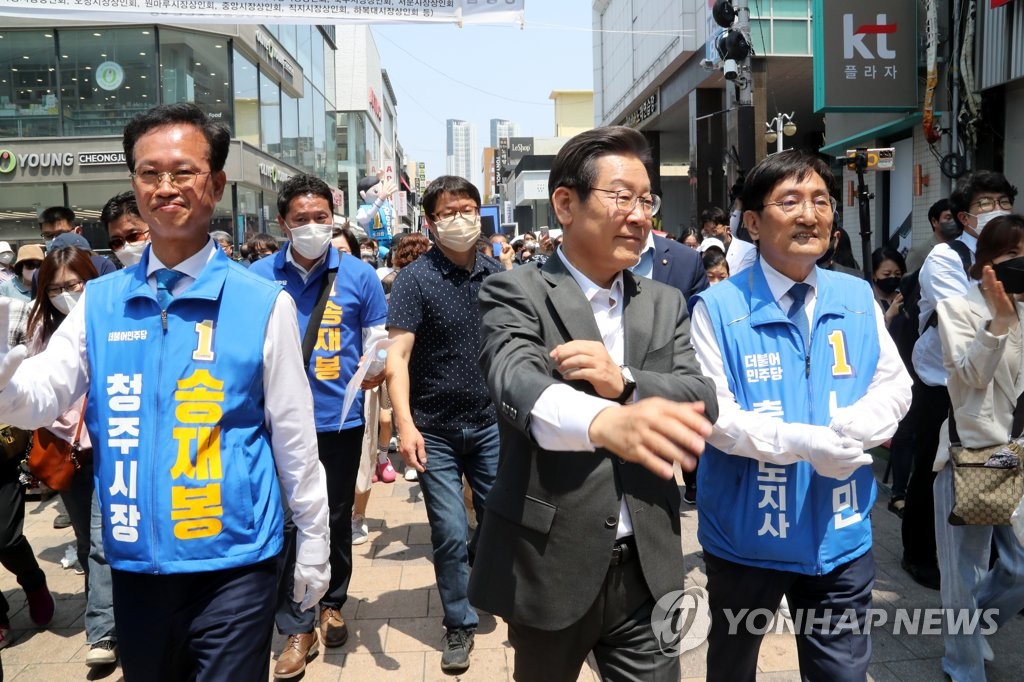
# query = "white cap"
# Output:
<box><xmin>0</xmin><ymin>241</ymin><xmax>11</xmax><ymax>255</ymax></box>
<box><xmin>699</xmin><ymin>237</ymin><xmax>726</xmax><ymax>254</ymax></box>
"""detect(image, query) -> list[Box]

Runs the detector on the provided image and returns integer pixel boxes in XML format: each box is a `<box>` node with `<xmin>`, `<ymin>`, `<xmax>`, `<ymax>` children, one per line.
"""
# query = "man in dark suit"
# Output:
<box><xmin>469</xmin><ymin>126</ymin><xmax>718</xmax><ymax>681</ymax></box>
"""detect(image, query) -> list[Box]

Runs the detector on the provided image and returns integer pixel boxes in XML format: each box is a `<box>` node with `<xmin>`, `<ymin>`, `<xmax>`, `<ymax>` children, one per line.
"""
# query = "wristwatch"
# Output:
<box><xmin>614</xmin><ymin>366</ymin><xmax>637</xmax><ymax>404</ymax></box>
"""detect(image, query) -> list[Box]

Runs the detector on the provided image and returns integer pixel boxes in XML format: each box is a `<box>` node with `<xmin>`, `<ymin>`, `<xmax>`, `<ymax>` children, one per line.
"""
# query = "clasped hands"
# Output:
<box><xmin>551</xmin><ymin>340</ymin><xmax>711</xmax><ymax>480</ymax></box>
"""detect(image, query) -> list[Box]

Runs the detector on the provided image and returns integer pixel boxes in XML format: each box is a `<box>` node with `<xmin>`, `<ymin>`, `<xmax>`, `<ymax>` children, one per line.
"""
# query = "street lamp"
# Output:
<box><xmin>765</xmin><ymin>112</ymin><xmax>797</xmax><ymax>154</ymax></box>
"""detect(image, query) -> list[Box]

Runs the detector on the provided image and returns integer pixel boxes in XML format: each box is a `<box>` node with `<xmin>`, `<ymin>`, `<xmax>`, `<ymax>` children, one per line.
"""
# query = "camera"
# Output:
<box><xmin>723</xmin><ymin>59</ymin><xmax>738</xmax><ymax>80</ymax></box>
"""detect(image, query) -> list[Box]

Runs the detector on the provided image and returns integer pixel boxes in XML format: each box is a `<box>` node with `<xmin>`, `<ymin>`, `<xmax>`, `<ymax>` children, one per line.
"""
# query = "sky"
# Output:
<box><xmin>372</xmin><ymin>0</ymin><xmax>594</xmax><ymax>181</ymax></box>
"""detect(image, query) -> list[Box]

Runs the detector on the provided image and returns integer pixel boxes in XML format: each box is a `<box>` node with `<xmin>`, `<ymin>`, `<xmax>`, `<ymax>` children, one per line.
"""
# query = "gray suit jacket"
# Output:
<box><xmin>468</xmin><ymin>254</ymin><xmax>718</xmax><ymax>630</ymax></box>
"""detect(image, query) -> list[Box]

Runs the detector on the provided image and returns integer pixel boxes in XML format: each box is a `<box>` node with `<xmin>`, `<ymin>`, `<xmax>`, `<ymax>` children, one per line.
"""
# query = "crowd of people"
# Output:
<box><xmin>0</xmin><ymin>101</ymin><xmax>1020</xmax><ymax>682</ymax></box>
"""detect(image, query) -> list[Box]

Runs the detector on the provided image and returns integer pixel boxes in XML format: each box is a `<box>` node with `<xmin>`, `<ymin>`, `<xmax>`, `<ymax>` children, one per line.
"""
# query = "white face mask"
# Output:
<box><xmin>50</xmin><ymin>290</ymin><xmax>82</xmax><ymax>316</ymax></box>
<box><xmin>0</xmin><ymin>253</ymin><xmax>13</xmax><ymax>266</ymax></box>
<box><xmin>117</xmin><ymin>240</ymin><xmax>148</xmax><ymax>268</ymax></box>
<box><xmin>433</xmin><ymin>214</ymin><xmax>481</xmax><ymax>252</ymax></box>
<box><xmin>288</xmin><ymin>223</ymin><xmax>334</xmax><ymax>260</ymax></box>
<box><xmin>973</xmin><ymin>209</ymin><xmax>1012</xmax><ymax>235</ymax></box>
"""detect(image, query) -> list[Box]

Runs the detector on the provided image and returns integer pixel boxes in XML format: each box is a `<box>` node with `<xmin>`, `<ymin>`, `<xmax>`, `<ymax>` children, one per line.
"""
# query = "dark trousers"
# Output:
<box><xmin>0</xmin><ymin>459</ymin><xmax>45</xmax><ymax>622</ymax></box>
<box><xmin>112</xmin><ymin>557</ymin><xmax>278</xmax><ymax>682</ymax></box>
<box><xmin>276</xmin><ymin>426</ymin><xmax>363</xmax><ymax>634</ymax></box>
<box><xmin>901</xmin><ymin>381</ymin><xmax>950</xmax><ymax>566</ymax></box>
<box><xmin>506</xmin><ymin>548</ymin><xmax>679</xmax><ymax>682</ymax></box>
<box><xmin>704</xmin><ymin>550</ymin><xmax>874</xmax><ymax>682</ymax></box>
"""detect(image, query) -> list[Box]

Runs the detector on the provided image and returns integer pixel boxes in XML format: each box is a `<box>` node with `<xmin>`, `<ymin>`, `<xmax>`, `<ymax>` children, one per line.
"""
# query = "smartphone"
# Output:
<box><xmin>539</xmin><ymin>226</ymin><xmax>550</xmax><ymax>241</ymax></box>
<box><xmin>492</xmin><ymin>242</ymin><xmax>503</xmax><ymax>258</ymax></box>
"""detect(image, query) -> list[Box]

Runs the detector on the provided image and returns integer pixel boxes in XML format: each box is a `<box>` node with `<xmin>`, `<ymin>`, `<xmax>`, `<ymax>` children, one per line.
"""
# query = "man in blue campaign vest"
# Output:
<box><xmin>249</xmin><ymin>173</ymin><xmax>388</xmax><ymax>679</ymax></box>
<box><xmin>0</xmin><ymin>103</ymin><xmax>330</xmax><ymax>681</ymax></box>
<box><xmin>690</xmin><ymin>150</ymin><xmax>912</xmax><ymax>681</ymax></box>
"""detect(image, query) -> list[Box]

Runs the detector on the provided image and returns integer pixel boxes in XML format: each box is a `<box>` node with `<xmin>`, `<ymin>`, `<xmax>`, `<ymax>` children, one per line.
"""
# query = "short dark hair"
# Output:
<box><xmin>871</xmin><ymin>247</ymin><xmax>906</xmax><ymax>277</ymax></box>
<box><xmin>40</xmin><ymin>206</ymin><xmax>75</xmax><ymax>226</ymax></box>
<box><xmin>122</xmin><ymin>102</ymin><xmax>231</xmax><ymax>173</ymax></box>
<box><xmin>700</xmin><ymin>207</ymin><xmax>729</xmax><ymax>227</ymax></box>
<box><xmin>99</xmin><ymin>191</ymin><xmax>140</xmax><ymax>230</ymax></box>
<box><xmin>946</xmin><ymin>169</ymin><xmax>1019</xmax><ymax>225</ymax></box>
<box><xmin>927</xmin><ymin>198</ymin><xmax>951</xmax><ymax>224</ymax></box>
<box><xmin>702</xmin><ymin>248</ymin><xmax>729</xmax><ymax>273</ymax></box>
<box><xmin>548</xmin><ymin>126</ymin><xmax>652</xmax><ymax>203</ymax></box>
<box><xmin>246</xmin><ymin>232</ymin><xmax>279</xmax><ymax>254</ymax></box>
<box><xmin>335</xmin><ymin>228</ymin><xmax>359</xmax><ymax>256</ymax></box>
<box><xmin>949</xmin><ymin>171</ymin><xmax>1018</xmax><ymax>226</ymax></box>
<box><xmin>971</xmin><ymin>213</ymin><xmax>1024</xmax><ymax>280</ymax></box>
<box><xmin>357</xmin><ymin>176</ymin><xmax>381</xmax><ymax>195</ymax></box>
<box><xmin>740</xmin><ymin>149</ymin><xmax>834</xmax><ymax>211</ymax></box>
<box><xmin>277</xmin><ymin>173</ymin><xmax>334</xmax><ymax>217</ymax></box>
<box><xmin>421</xmin><ymin>176</ymin><xmax>481</xmax><ymax>220</ymax></box>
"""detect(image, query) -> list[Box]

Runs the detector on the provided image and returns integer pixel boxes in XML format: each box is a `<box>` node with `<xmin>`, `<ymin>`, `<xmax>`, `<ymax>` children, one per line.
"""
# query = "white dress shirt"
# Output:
<box><xmin>691</xmin><ymin>259</ymin><xmax>912</xmax><ymax>463</ymax></box>
<box><xmin>529</xmin><ymin>248</ymin><xmax>634</xmax><ymax>537</ymax></box>
<box><xmin>726</xmin><ymin>236</ymin><xmax>757</xmax><ymax>276</ymax></box>
<box><xmin>0</xmin><ymin>238</ymin><xmax>330</xmax><ymax>564</ymax></box>
<box><xmin>912</xmin><ymin>235</ymin><xmax>975</xmax><ymax>386</ymax></box>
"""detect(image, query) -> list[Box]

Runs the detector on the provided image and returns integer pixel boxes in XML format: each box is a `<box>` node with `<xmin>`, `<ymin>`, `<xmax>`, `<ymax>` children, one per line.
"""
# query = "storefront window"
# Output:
<box><xmin>298</xmin><ymin>85</ymin><xmax>314</xmax><ymax>171</ymax></box>
<box><xmin>312</xmin><ymin>90</ymin><xmax>326</xmax><ymax>179</ymax></box>
<box><xmin>0</xmin><ymin>30</ymin><xmax>59</xmax><ymax>138</ymax></box>
<box><xmin>235</xmin><ymin>185</ymin><xmax>261</xmax><ymax>242</ymax></box>
<box><xmin>0</xmin><ymin>182</ymin><xmax>63</xmax><ymax>242</ymax></box>
<box><xmin>58</xmin><ymin>27</ymin><xmax>158</xmax><ymax>137</ymax></box>
<box><xmin>159</xmin><ymin>29</ymin><xmax>231</xmax><ymax>124</ymax></box>
<box><xmin>260</xmin><ymin>71</ymin><xmax>281</xmax><ymax>155</ymax></box>
<box><xmin>295</xmin><ymin>25</ymin><xmax>312</xmax><ymax>76</ymax></box>
<box><xmin>278</xmin><ymin>25</ymin><xmax>297</xmax><ymax>62</ymax></box>
<box><xmin>281</xmin><ymin>90</ymin><xmax>299</xmax><ymax>165</ymax></box>
<box><xmin>311</xmin><ymin>31</ymin><xmax>325</xmax><ymax>97</ymax></box>
<box><xmin>233</xmin><ymin>49</ymin><xmax>259</xmax><ymax>145</ymax></box>
<box><xmin>324</xmin><ymin>111</ymin><xmax>337</xmax><ymax>186</ymax></box>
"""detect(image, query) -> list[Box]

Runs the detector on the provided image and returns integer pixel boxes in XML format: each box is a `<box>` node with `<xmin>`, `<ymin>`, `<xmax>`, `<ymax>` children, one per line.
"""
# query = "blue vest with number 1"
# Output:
<box><xmin>695</xmin><ymin>262</ymin><xmax>880</xmax><ymax>575</ymax></box>
<box><xmin>84</xmin><ymin>246</ymin><xmax>284</xmax><ymax>574</ymax></box>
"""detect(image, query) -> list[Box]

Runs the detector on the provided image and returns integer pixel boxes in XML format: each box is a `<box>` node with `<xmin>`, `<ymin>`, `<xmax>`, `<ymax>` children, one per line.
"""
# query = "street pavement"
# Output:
<box><xmin>2</xmin><ymin>455</ymin><xmax>1024</xmax><ymax>681</ymax></box>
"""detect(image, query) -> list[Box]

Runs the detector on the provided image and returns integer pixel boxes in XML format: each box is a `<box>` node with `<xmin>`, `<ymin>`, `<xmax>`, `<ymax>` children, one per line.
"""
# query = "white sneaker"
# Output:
<box><xmin>86</xmin><ymin>640</ymin><xmax>117</xmax><ymax>667</ymax></box>
<box><xmin>351</xmin><ymin>515</ymin><xmax>369</xmax><ymax>545</ymax></box>
<box><xmin>404</xmin><ymin>467</ymin><xmax>418</xmax><ymax>481</ymax></box>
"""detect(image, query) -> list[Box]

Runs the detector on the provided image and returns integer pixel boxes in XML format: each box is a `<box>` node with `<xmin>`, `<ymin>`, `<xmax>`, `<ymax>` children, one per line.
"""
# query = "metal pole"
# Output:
<box><xmin>855</xmin><ymin>148</ymin><xmax>874</xmax><ymax>281</ymax></box>
<box><xmin>776</xmin><ymin>116</ymin><xmax>783</xmax><ymax>154</ymax></box>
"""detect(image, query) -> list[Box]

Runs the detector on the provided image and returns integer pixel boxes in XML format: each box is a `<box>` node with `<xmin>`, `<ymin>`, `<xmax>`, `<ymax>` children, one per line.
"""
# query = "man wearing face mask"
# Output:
<box><xmin>901</xmin><ymin>171</ymin><xmax>1018</xmax><ymax>590</ymax></box>
<box><xmin>0</xmin><ymin>242</ymin><xmax>15</xmax><ymax>285</ymax></box>
<box><xmin>0</xmin><ymin>245</ymin><xmax>44</xmax><ymax>302</ymax></box>
<box><xmin>384</xmin><ymin>176</ymin><xmax>503</xmax><ymax>673</ymax></box>
<box><xmin>100</xmin><ymin>191</ymin><xmax>150</xmax><ymax>269</ymax></box>
<box><xmin>248</xmin><ymin>173</ymin><xmax>388</xmax><ymax>679</ymax></box>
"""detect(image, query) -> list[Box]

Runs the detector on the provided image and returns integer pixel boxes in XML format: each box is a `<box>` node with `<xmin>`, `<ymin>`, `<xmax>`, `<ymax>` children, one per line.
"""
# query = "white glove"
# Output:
<box><xmin>293</xmin><ymin>560</ymin><xmax>330</xmax><ymax>612</ymax></box>
<box><xmin>780</xmin><ymin>423</ymin><xmax>873</xmax><ymax>480</ymax></box>
<box><xmin>0</xmin><ymin>299</ymin><xmax>26</xmax><ymax>389</ymax></box>
<box><xmin>828</xmin><ymin>406</ymin><xmax>873</xmax><ymax>445</ymax></box>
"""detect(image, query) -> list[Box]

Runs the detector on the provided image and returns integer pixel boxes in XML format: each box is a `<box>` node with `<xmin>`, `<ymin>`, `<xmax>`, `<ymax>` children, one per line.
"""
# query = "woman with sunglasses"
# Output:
<box><xmin>26</xmin><ymin>246</ymin><xmax>118</xmax><ymax>668</ymax></box>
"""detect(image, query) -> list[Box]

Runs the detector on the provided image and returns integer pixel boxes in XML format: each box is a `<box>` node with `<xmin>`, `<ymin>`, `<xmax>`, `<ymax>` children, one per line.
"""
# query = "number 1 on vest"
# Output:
<box><xmin>826</xmin><ymin>330</ymin><xmax>853</xmax><ymax>376</ymax></box>
<box><xmin>193</xmin><ymin>320</ymin><xmax>216</xmax><ymax>362</ymax></box>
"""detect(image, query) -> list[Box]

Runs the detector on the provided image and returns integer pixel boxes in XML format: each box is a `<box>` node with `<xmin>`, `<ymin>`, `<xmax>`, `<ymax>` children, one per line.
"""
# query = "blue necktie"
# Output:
<box><xmin>787</xmin><ymin>282</ymin><xmax>811</xmax><ymax>348</ymax></box>
<box><xmin>154</xmin><ymin>268</ymin><xmax>185</xmax><ymax>311</ymax></box>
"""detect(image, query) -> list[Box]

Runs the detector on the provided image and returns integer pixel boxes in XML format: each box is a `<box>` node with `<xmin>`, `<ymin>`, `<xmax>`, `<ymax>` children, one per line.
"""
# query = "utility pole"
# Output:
<box><xmin>728</xmin><ymin>0</ymin><xmax>755</xmax><ymax>186</ymax></box>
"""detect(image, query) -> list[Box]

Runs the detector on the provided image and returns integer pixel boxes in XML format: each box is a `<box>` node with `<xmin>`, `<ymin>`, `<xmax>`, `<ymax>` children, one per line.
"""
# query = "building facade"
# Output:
<box><xmin>0</xmin><ymin>21</ymin><xmax>338</xmax><ymax>249</ymax></box>
<box><xmin>489</xmin><ymin>118</ymin><xmax>519</xmax><ymax>147</ymax></box>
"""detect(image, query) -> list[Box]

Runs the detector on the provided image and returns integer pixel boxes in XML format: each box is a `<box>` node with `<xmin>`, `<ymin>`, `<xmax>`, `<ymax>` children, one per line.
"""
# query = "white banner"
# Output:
<box><xmin>0</xmin><ymin>0</ymin><xmax>524</xmax><ymax>26</ymax></box>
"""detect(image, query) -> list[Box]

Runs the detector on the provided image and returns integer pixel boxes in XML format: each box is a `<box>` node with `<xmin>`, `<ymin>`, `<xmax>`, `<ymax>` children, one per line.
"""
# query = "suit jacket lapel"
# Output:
<box><xmin>623</xmin><ymin>270</ymin><xmax>654</xmax><ymax>368</ymax></box>
<box><xmin>651</xmin><ymin>238</ymin><xmax>670</xmax><ymax>283</ymax></box>
<box><xmin>542</xmin><ymin>255</ymin><xmax>604</xmax><ymax>343</ymax></box>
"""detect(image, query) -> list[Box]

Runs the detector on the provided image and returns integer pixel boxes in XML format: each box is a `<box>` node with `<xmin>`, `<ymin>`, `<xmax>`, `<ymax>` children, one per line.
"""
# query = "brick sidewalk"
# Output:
<box><xmin>3</xmin><ymin>457</ymin><xmax>1024</xmax><ymax>680</ymax></box>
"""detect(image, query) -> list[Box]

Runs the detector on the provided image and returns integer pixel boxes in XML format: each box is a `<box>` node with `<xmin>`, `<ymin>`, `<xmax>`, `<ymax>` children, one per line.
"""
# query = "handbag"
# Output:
<box><xmin>0</xmin><ymin>424</ymin><xmax>31</xmax><ymax>462</ymax></box>
<box><xmin>947</xmin><ymin>393</ymin><xmax>1024</xmax><ymax>526</ymax></box>
<box><xmin>26</xmin><ymin>407</ymin><xmax>86</xmax><ymax>492</ymax></box>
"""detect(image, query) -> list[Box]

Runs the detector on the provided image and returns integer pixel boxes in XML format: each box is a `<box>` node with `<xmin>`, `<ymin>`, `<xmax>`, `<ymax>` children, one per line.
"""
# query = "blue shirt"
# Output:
<box><xmin>250</xmin><ymin>247</ymin><xmax>388</xmax><ymax>432</ymax></box>
<box><xmin>387</xmin><ymin>247</ymin><xmax>502</xmax><ymax>430</ymax></box>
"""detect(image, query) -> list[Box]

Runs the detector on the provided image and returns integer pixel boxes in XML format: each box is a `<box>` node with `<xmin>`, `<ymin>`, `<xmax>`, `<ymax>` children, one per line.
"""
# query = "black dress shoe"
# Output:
<box><xmin>902</xmin><ymin>557</ymin><xmax>941</xmax><ymax>590</ymax></box>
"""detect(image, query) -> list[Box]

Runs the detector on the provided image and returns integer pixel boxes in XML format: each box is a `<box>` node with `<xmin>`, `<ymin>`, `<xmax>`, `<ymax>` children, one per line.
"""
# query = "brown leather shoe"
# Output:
<box><xmin>273</xmin><ymin>631</ymin><xmax>318</xmax><ymax>679</ymax></box>
<box><xmin>319</xmin><ymin>606</ymin><xmax>349</xmax><ymax>648</ymax></box>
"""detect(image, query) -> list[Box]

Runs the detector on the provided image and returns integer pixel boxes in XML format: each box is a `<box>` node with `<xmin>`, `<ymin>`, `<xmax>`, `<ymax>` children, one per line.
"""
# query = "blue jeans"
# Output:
<box><xmin>934</xmin><ymin>463</ymin><xmax>1024</xmax><ymax>682</ymax></box>
<box><xmin>419</xmin><ymin>424</ymin><xmax>499</xmax><ymax>631</ymax></box>
<box><xmin>60</xmin><ymin>459</ymin><xmax>116</xmax><ymax>644</ymax></box>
